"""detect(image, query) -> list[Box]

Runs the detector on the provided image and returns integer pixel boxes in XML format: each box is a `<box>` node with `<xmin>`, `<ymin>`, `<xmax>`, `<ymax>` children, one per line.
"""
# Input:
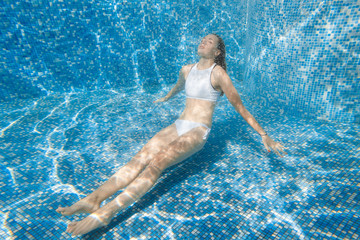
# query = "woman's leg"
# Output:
<box><xmin>56</xmin><ymin>124</ymin><xmax>179</xmax><ymax>216</ymax></box>
<box><xmin>66</xmin><ymin>126</ymin><xmax>208</xmax><ymax>236</ymax></box>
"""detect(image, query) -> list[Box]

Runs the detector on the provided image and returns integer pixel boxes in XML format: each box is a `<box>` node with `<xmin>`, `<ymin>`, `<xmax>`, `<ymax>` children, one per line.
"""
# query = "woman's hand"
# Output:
<box><xmin>153</xmin><ymin>97</ymin><xmax>167</xmax><ymax>103</ymax></box>
<box><xmin>262</xmin><ymin>135</ymin><xmax>287</xmax><ymax>157</ymax></box>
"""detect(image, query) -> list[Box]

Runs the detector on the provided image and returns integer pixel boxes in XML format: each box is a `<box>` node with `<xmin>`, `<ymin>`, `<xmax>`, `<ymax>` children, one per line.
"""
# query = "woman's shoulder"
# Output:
<box><xmin>182</xmin><ymin>63</ymin><xmax>196</xmax><ymax>70</ymax></box>
<box><xmin>180</xmin><ymin>63</ymin><xmax>196</xmax><ymax>74</ymax></box>
<box><xmin>213</xmin><ymin>65</ymin><xmax>228</xmax><ymax>79</ymax></box>
<box><xmin>213</xmin><ymin>64</ymin><xmax>226</xmax><ymax>73</ymax></box>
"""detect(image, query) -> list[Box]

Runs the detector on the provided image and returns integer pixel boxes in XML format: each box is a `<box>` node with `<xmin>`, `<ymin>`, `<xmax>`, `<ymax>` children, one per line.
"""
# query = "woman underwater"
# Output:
<box><xmin>56</xmin><ymin>34</ymin><xmax>287</xmax><ymax>235</ymax></box>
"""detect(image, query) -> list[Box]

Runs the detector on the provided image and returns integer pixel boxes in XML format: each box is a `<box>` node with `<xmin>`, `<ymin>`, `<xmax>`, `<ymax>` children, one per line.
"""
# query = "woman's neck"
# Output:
<box><xmin>197</xmin><ymin>58</ymin><xmax>215</xmax><ymax>70</ymax></box>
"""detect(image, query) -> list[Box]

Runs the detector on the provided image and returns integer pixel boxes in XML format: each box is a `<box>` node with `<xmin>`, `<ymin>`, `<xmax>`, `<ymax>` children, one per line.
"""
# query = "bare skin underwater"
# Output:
<box><xmin>56</xmin><ymin>34</ymin><xmax>287</xmax><ymax>236</ymax></box>
<box><xmin>56</xmin><ymin>124</ymin><xmax>207</xmax><ymax>235</ymax></box>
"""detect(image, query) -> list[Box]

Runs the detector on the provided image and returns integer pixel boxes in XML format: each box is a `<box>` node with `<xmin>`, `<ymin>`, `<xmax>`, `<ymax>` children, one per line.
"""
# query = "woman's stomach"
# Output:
<box><xmin>178</xmin><ymin>98</ymin><xmax>216</xmax><ymax>127</ymax></box>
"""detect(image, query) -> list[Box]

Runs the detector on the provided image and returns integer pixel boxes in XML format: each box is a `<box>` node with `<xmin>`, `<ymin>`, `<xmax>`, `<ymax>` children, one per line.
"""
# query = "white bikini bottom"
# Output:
<box><xmin>174</xmin><ymin>119</ymin><xmax>211</xmax><ymax>140</ymax></box>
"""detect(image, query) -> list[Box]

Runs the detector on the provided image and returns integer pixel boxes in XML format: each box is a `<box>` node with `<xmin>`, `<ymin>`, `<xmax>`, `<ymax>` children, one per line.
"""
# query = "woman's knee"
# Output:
<box><xmin>125</xmin><ymin>165</ymin><xmax>162</xmax><ymax>198</ymax></box>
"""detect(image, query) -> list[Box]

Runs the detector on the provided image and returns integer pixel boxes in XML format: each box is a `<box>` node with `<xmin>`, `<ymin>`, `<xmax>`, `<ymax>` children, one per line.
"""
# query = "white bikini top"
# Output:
<box><xmin>185</xmin><ymin>63</ymin><xmax>221</xmax><ymax>102</ymax></box>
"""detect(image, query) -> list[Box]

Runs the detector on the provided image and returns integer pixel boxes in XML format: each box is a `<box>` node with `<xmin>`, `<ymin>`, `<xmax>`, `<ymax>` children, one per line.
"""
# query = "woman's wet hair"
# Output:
<box><xmin>211</xmin><ymin>33</ymin><xmax>227</xmax><ymax>72</ymax></box>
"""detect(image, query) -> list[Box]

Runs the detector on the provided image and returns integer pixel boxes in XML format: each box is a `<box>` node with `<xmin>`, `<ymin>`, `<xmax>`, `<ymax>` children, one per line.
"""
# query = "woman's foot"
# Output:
<box><xmin>56</xmin><ymin>198</ymin><xmax>100</xmax><ymax>216</ymax></box>
<box><xmin>66</xmin><ymin>208</ymin><xmax>115</xmax><ymax>236</ymax></box>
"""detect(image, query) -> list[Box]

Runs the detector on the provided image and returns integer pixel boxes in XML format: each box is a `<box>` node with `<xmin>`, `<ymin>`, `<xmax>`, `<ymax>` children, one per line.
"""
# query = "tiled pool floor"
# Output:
<box><xmin>1</xmin><ymin>90</ymin><xmax>359</xmax><ymax>239</ymax></box>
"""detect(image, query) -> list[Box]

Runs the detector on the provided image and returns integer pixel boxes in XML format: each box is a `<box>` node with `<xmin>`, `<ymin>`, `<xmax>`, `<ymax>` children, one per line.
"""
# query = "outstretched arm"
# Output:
<box><xmin>213</xmin><ymin>67</ymin><xmax>287</xmax><ymax>157</ymax></box>
<box><xmin>154</xmin><ymin>66</ymin><xmax>187</xmax><ymax>103</ymax></box>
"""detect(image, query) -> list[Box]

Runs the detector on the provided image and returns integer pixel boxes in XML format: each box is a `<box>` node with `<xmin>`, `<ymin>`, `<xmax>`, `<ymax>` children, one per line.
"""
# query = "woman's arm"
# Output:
<box><xmin>154</xmin><ymin>66</ymin><xmax>187</xmax><ymax>103</ymax></box>
<box><xmin>213</xmin><ymin>67</ymin><xmax>287</xmax><ymax>157</ymax></box>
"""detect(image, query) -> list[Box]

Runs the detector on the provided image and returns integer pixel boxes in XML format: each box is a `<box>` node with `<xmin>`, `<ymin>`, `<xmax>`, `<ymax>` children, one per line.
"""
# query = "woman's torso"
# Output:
<box><xmin>178</xmin><ymin>63</ymin><xmax>221</xmax><ymax>128</ymax></box>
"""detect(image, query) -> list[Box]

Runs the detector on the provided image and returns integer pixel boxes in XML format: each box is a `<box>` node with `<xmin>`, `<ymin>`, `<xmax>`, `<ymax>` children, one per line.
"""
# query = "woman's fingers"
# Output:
<box><xmin>279</xmin><ymin>147</ymin><xmax>288</xmax><ymax>155</ymax></box>
<box><xmin>262</xmin><ymin>136</ymin><xmax>288</xmax><ymax>157</ymax></box>
<box><xmin>273</xmin><ymin>143</ymin><xmax>287</xmax><ymax>157</ymax></box>
<box><xmin>265</xmin><ymin>140</ymin><xmax>287</xmax><ymax>157</ymax></box>
<box><xmin>262</xmin><ymin>139</ymin><xmax>271</xmax><ymax>152</ymax></box>
<box><xmin>278</xmin><ymin>143</ymin><xmax>288</xmax><ymax>150</ymax></box>
<box><xmin>276</xmin><ymin>143</ymin><xmax>288</xmax><ymax>155</ymax></box>
<box><xmin>154</xmin><ymin>97</ymin><xmax>166</xmax><ymax>103</ymax></box>
<box><xmin>271</xmin><ymin>145</ymin><xmax>281</xmax><ymax>157</ymax></box>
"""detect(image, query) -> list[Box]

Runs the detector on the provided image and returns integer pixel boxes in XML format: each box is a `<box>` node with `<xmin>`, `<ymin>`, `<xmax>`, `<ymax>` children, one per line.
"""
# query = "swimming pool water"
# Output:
<box><xmin>1</xmin><ymin>0</ymin><xmax>359</xmax><ymax>239</ymax></box>
<box><xmin>1</xmin><ymin>87</ymin><xmax>359</xmax><ymax>239</ymax></box>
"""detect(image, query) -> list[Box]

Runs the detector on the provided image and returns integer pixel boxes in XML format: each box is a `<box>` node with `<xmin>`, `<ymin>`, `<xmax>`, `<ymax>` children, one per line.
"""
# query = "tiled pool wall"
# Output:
<box><xmin>2</xmin><ymin>0</ymin><xmax>358</xmax><ymax>123</ymax></box>
<box><xmin>243</xmin><ymin>0</ymin><xmax>359</xmax><ymax>124</ymax></box>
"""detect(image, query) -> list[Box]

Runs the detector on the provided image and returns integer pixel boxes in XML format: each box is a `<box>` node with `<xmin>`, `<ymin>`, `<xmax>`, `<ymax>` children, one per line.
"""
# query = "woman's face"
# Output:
<box><xmin>197</xmin><ymin>34</ymin><xmax>220</xmax><ymax>59</ymax></box>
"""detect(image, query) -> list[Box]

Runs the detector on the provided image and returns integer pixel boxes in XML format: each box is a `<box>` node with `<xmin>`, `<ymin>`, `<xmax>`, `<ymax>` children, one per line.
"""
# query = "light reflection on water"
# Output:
<box><xmin>0</xmin><ymin>85</ymin><xmax>359</xmax><ymax>239</ymax></box>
